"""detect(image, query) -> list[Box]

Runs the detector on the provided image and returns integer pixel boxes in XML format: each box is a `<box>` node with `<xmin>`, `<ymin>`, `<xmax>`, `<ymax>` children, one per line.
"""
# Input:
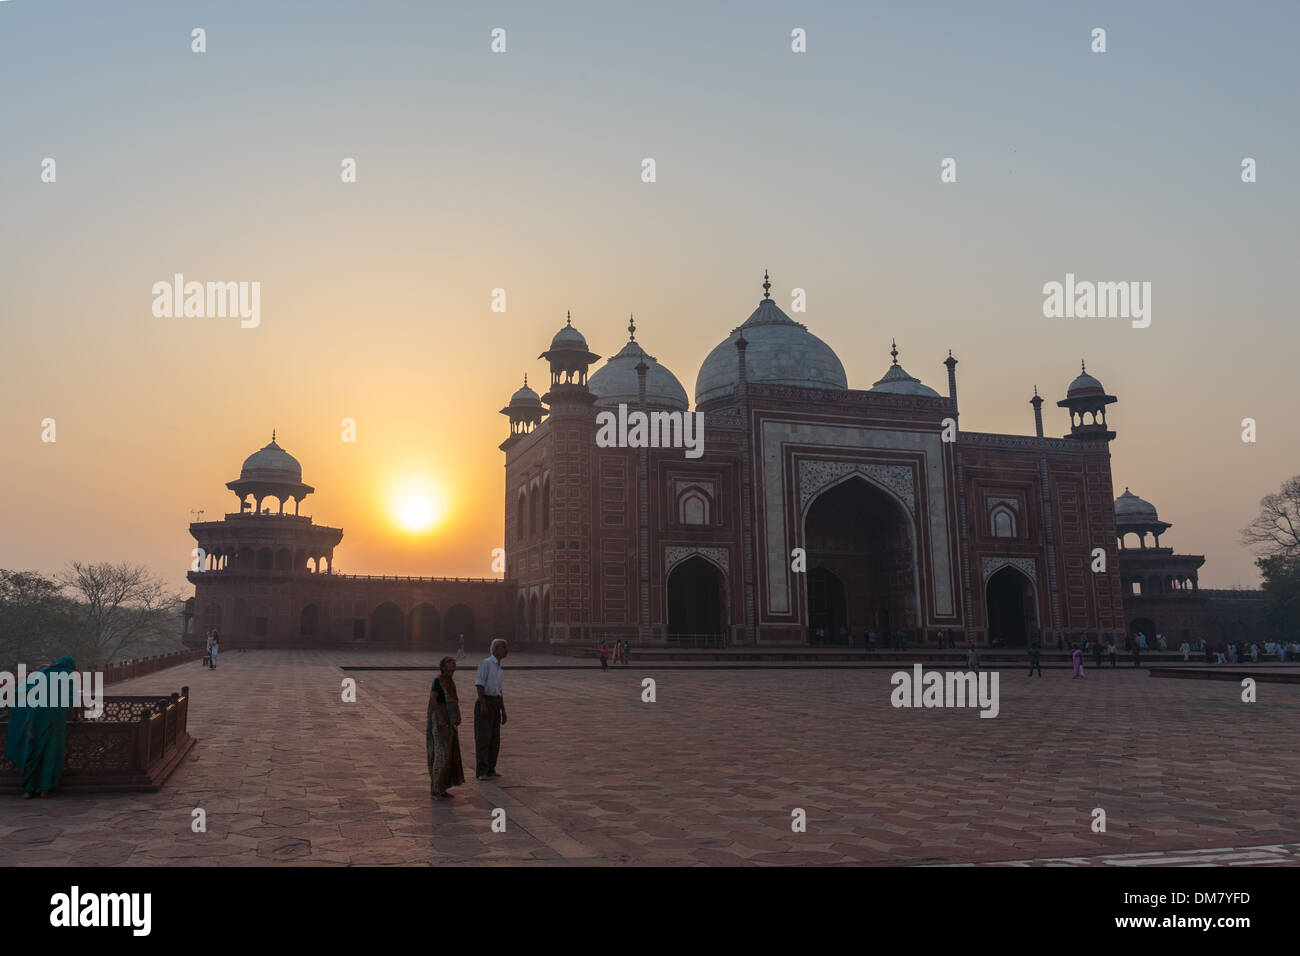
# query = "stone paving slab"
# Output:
<box><xmin>1</xmin><ymin>650</ymin><xmax>1297</xmax><ymax>866</ymax></box>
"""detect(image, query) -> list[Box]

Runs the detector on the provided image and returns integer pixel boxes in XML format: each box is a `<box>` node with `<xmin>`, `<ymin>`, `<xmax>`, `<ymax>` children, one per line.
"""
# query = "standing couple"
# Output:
<box><xmin>426</xmin><ymin>639</ymin><xmax>509</xmax><ymax>799</ymax></box>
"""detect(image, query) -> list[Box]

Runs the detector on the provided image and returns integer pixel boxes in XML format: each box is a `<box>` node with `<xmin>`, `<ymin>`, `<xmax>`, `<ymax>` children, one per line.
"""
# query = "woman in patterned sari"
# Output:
<box><xmin>5</xmin><ymin>657</ymin><xmax>77</xmax><ymax>798</ymax></box>
<box><xmin>426</xmin><ymin>656</ymin><xmax>465</xmax><ymax>799</ymax></box>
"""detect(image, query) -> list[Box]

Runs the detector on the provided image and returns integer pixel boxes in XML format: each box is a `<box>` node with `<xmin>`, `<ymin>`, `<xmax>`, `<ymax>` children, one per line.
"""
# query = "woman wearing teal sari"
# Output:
<box><xmin>4</xmin><ymin>657</ymin><xmax>76</xmax><ymax>798</ymax></box>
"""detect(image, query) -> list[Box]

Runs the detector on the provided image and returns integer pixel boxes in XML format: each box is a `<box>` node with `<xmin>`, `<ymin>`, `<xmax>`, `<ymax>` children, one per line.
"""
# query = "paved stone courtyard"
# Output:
<box><xmin>3</xmin><ymin>650</ymin><xmax>1298</xmax><ymax>866</ymax></box>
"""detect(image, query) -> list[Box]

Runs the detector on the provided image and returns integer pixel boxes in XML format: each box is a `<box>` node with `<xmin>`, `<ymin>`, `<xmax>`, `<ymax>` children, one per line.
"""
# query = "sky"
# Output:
<box><xmin>1</xmin><ymin>0</ymin><xmax>1297</xmax><ymax>593</ymax></box>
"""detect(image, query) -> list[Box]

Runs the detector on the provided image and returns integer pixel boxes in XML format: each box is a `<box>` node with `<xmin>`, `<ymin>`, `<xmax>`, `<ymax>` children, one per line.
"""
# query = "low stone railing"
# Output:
<box><xmin>0</xmin><ymin>688</ymin><xmax>194</xmax><ymax>793</ymax></box>
<box><xmin>103</xmin><ymin>650</ymin><xmax>207</xmax><ymax>684</ymax></box>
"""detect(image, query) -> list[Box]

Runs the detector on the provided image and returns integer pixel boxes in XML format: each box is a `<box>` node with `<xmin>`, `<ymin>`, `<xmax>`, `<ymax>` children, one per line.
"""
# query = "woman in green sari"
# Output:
<box><xmin>5</xmin><ymin>657</ymin><xmax>76</xmax><ymax>798</ymax></box>
<box><xmin>425</xmin><ymin>656</ymin><xmax>465</xmax><ymax>799</ymax></box>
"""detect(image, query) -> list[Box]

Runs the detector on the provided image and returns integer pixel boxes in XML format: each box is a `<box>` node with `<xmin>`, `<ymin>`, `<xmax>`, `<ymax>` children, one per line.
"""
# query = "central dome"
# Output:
<box><xmin>589</xmin><ymin>321</ymin><xmax>689</xmax><ymax>411</ymax></box>
<box><xmin>239</xmin><ymin>436</ymin><xmax>302</xmax><ymax>483</ymax></box>
<box><xmin>695</xmin><ymin>284</ymin><xmax>847</xmax><ymax>407</ymax></box>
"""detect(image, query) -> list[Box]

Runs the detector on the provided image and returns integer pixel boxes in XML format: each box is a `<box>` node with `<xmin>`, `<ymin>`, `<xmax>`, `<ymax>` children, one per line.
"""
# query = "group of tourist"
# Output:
<box><xmin>425</xmin><ymin>639</ymin><xmax>509</xmax><ymax>799</ymax></box>
<box><xmin>863</xmin><ymin>629</ymin><xmax>913</xmax><ymax>651</ymax></box>
<box><xmin>598</xmin><ymin>640</ymin><xmax>632</xmax><ymax>670</ymax></box>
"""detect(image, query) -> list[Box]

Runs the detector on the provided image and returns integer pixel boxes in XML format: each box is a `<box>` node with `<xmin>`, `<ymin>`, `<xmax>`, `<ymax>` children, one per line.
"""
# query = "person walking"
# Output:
<box><xmin>1028</xmin><ymin>643</ymin><xmax>1042</xmax><ymax>677</ymax></box>
<box><xmin>1132</xmin><ymin>641</ymin><xmax>1141</xmax><ymax>668</ymax></box>
<box><xmin>209</xmin><ymin>631</ymin><xmax>219</xmax><ymax>669</ymax></box>
<box><xmin>967</xmin><ymin>644</ymin><xmax>980</xmax><ymax>673</ymax></box>
<box><xmin>204</xmin><ymin>629</ymin><xmax>215</xmax><ymax>668</ymax></box>
<box><xmin>1180</xmin><ymin>639</ymin><xmax>1190</xmax><ymax>662</ymax></box>
<box><xmin>1107</xmin><ymin>639</ymin><xmax>1118</xmax><ymax>668</ymax></box>
<box><xmin>426</xmin><ymin>656</ymin><xmax>465</xmax><ymax>799</ymax></box>
<box><xmin>1093</xmin><ymin>638</ymin><xmax>1103</xmax><ymax>670</ymax></box>
<box><xmin>623</xmin><ymin>641</ymin><xmax>631</xmax><ymax>665</ymax></box>
<box><xmin>1250</xmin><ymin>642</ymin><xmax>1259</xmax><ymax>663</ymax></box>
<box><xmin>455</xmin><ymin>634</ymin><xmax>466</xmax><ymax>660</ymax></box>
<box><xmin>599</xmin><ymin>640</ymin><xmax>610</xmax><ymax>671</ymax></box>
<box><xmin>1071</xmin><ymin>643</ymin><xmax>1085</xmax><ymax>679</ymax></box>
<box><xmin>473</xmin><ymin>639</ymin><xmax>508</xmax><ymax>780</ymax></box>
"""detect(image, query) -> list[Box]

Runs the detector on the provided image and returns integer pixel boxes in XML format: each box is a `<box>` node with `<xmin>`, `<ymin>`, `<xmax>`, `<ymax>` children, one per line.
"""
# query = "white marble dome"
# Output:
<box><xmin>1067</xmin><ymin>366</ymin><xmax>1106</xmax><ymax>397</ymax></box>
<box><xmin>695</xmin><ymin>295</ymin><xmax>847</xmax><ymax>407</ymax></box>
<box><xmin>869</xmin><ymin>343</ymin><xmax>941</xmax><ymax>397</ymax></box>
<box><xmin>239</xmin><ymin>436</ymin><xmax>302</xmax><ymax>483</ymax></box>
<box><xmin>1115</xmin><ymin>487</ymin><xmax>1158</xmax><ymax>521</ymax></box>
<box><xmin>508</xmin><ymin>378</ymin><xmax>542</xmax><ymax>408</ymax></box>
<box><xmin>589</xmin><ymin>328</ymin><xmax>688</xmax><ymax>411</ymax></box>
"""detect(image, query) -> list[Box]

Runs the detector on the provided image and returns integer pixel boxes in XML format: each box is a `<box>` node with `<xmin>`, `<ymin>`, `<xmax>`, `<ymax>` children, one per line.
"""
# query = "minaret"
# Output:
<box><xmin>633</xmin><ymin>314</ymin><xmax>651</xmax><ymax>643</ymax></box>
<box><xmin>1030</xmin><ymin>385</ymin><xmax>1044</xmax><ymax>438</ymax></box>
<box><xmin>944</xmin><ymin>350</ymin><xmax>958</xmax><ymax>413</ymax></box>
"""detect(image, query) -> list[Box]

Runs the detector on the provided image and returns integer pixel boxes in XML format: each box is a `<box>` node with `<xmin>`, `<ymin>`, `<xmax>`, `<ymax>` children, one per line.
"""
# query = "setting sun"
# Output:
<box><xmin>389</xmin><ymin>480</ymin><xmax>447</xmax><ymax>534</ymax></box>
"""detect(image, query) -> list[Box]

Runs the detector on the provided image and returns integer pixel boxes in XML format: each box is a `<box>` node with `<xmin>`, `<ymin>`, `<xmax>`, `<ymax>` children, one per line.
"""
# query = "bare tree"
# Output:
<box><xmin>1242</xmin><ymin>475</ymin><xmax>1300</xmax><ymax>559</ymax></box>
<box><xmin>57</xmin><ymin>562</ymin><xmax>182</xmax><ymax>667</ymax></box>
<box><xmin>0</xmin><ymin>569</ymin><xmax>78</xmax><ymax>669</ymax></box>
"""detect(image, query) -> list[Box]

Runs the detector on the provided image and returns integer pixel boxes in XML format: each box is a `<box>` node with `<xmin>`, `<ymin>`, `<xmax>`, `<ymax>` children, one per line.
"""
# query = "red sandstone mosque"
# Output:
<box><xmin>183</xmin><ymin>275</ymin><xmax>1262</xmax><ymax>650</ymax></box>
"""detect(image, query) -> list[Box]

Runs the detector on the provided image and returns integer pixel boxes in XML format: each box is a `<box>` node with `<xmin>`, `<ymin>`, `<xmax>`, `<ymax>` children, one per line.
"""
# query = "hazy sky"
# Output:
<box><xmin>2</xmin><ymin>0</ymin><xmax>1297</xmax><ymax>593</ymax></box>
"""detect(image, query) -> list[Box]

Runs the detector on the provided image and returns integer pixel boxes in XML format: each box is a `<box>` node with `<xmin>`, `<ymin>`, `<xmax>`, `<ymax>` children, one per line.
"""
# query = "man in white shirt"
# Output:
<box><xmin>474</xmin><ymin>639</ymin><xmax>509</xmax><ymax>779</ymax></box>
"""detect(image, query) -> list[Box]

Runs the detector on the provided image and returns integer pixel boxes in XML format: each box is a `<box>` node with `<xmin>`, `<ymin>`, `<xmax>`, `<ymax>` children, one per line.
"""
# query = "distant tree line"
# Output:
<box><xmin>1243</xmin><ymin>475</ymin><xmax>1300</xmax><ymax>639</ymax></box>
<box><xmin>0</xmin><ymin>561</ymin><xmax>183</xmax><ymax>670</ymax></box>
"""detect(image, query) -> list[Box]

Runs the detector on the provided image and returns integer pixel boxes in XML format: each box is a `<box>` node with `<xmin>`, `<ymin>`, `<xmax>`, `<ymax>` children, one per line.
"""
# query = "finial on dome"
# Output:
<box><xmin>1081</xmin><ymin>359</ymin><xmax>1087</xmax><ymax>373</ymax></box>
<box><xmin>271</xmin><ymin>429</ymin><xmax>276</xmax><ymax>442</ymax></box>
<box><xmin>628</xmin><ymin>314</ymin><xmax>636</xmax><ymax>341</ymax></box>
<box><xmin>1033</xmin><ymin>384</ymin><xmax>1039</xmax><ymax>396</ymax></box>
<box><xmin>762</xmin><ymin>269</ymin><xmax>771</xmax><ymax>300</ymax></box>
<box><xmin>890</xmin><ymin>339</ymin><xmax>899</xmax><ymax>366</ymax></box>
<box><xmin>523</xmin><ymin>373</ymin><xmax>528</xmax><ymax>388</ymax></box>
<box><xmin>566</xmin><ymin>311</ymin><xmax>572</xmax><ymax>327</ymax></box>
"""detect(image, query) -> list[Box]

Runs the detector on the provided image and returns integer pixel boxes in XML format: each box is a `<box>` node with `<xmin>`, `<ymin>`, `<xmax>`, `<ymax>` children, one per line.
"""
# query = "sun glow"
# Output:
<box><xmin>389</xmin><ymin>479</ymin><xmax>447</xmax><ymax>534</ymax></box>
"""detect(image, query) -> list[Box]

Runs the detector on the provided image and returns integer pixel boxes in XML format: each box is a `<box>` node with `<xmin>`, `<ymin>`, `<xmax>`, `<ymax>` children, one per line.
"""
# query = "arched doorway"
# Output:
<box><xmin>445</xmin><ymin>604</ymin><xmax>477</xmax><ymax>650</ymax></box>
<box><xmin>370</xmin><ymin>602</ymin><xmax>404</xmax><ymax>643</ymax></box>
<box><xmin>807</xmin><ymin>567</ymin><xmax>848</xmax><ymax>644</ymax></box>
<box><xmin>986</xmin><ymin>566</ymin><xmax>1036</xmax><ymax>647</ymax></box>
<box><xmin>409</xmin><ymin>603</ymin><xmax>440</xmax><ymax>646</ymax></box>
<box><xmin>804</xmin><ymin>476</ymin><xmax>916</xmax><ymax>643</ymax></box>
<box><xmin>667</xmin><ymin>556</ymin><xmax>725</xmax><ymax>643</ymax></box>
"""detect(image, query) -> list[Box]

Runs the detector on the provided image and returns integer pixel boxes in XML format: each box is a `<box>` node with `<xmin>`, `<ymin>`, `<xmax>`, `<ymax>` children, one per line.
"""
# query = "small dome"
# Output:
<box><xmin>508</xmin><ymin>377</ymin><xmax>542</xmax><ymax>408</ymax></box>
<box><xmin>239</xmin><ymin>436</ymin><xmax>302</xmax><ymax>483</ymax></box>
<box><xmin>695</xmin><ymin>280</ymin><xmax>847</xmax><ymax>407</ymax></box>
<box><xmin>548</xmin><ymin>313</ymin><xmax>589</xmax><ymax>351</ymax></box>
<box><xmin>1067</xmin><ymin>361</ymin><xmax>1106</xmax><ymax>398</ymax></box>
<box><xmin>869</xmin><ymin>342</ymin><xmax>941</xmax><ymax>397</ymax></box>
<box><xmin>590</xmin><ymin>341</ymin><xmax>689</xmax><ymax>411</ymax></box>
<box><xmin>1115</xmin><ymin>487</ymin><xmax>1158</xmax><ymax>521</ymax></box>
